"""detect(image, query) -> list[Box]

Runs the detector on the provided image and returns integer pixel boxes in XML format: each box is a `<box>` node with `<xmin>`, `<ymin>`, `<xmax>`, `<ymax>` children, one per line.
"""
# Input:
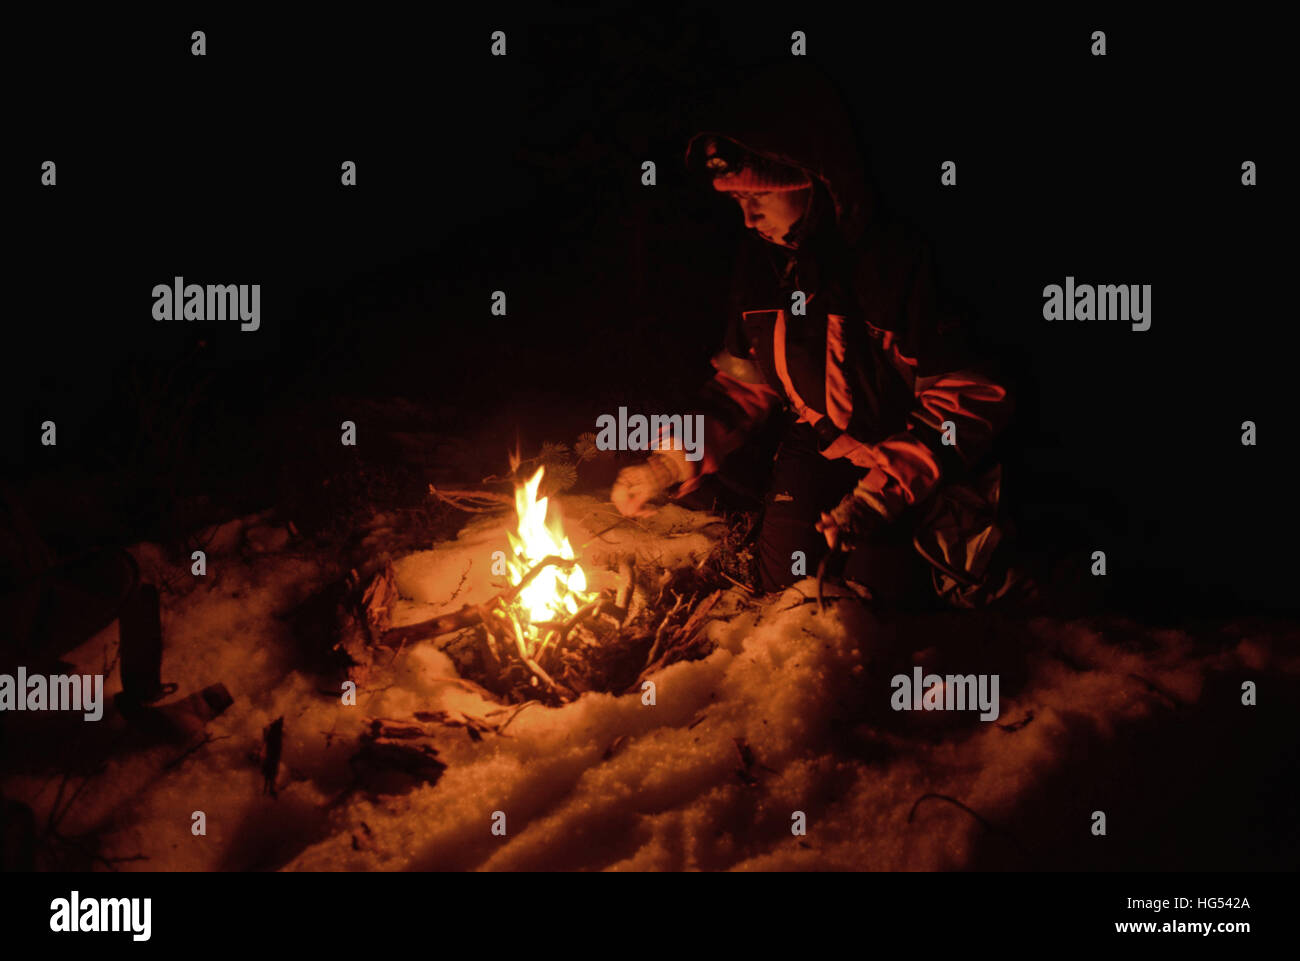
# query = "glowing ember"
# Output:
<box><xmin>506</xmin><ymin>466</ymin><xmax>591</xmax><ymax>657</ymax></box>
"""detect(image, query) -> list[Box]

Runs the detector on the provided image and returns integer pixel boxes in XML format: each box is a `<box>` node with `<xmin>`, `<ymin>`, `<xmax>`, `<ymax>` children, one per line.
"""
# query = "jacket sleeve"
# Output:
<box><xmin>850</xmin><ymin>240</ymin><xmax>1012</xmax><ymax>520</ymax></box>
<box><xmin>654</xmin><ymin>350</ymin><xmax>783</xmax><ymax>493</ymax></box>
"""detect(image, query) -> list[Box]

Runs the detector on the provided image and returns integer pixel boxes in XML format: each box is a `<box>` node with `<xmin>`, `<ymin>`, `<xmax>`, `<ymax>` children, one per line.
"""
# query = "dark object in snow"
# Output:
<box><xmin>733</xmin><ymin>737</ymin><xmax>760</xmax><ymax>788</ymax></box>
<box><xmin>351</xmin><ymin>820</ymin><xmax>376</xmax><ymax>852</ymax></box>
<box><xmin>0</xmin><ymin>534</ymin><xmax>139</xmax><ymax>670</ymax></box>
<box><xmin>285</xmin><ymin>565</ymin><xmax>387</xmax><ymax>689</ymax></box>
<box><xmin>190</xmin><ymin>682</ymin><xmax>235</xmax><ymax>719</ymax></box>
<box><xmin>349</xmin><ymin>719</ymin><xmax>447</xmax><ymax>797</ymax></box>
<box><xmin>412</xmin><ymin>710</ymin><xmax>496</xmax><ymax>740</ymax></box>
<box><xmin>286</xmin><ymin>573</ymin><xmax>353</xmax><ymax>665</ymax></box>
<box><xmin>907</xmin><ymin>793</ymin><xmax>1033</xmax><ymax>865</ymax></box>
<box><xmin>116</xmin><ymin>682</ymin><xmax>234</xmax><ymax>744</ymax></box>
<box><xmin>118</xmin><ymin>582</ymin><xmax>177</xmax><ymax>704</ymax></box>
<box><xmin>1127</xmin><ymin>673</ymin><xmax>1186</xmax><ymax>710</ymax></box>
<box><xmin>352</xmin><ymin>742</ymin><xmax>445</xmax><ymax>789</ymax></box>
<box><xmin>997</xmin><ymin>710</ymin><xmax>1035</xmax><ymax>733</ymax></box>
<box><xmin>262</xmin><ymin>716</ymin><xmax>284</xmax><ymax>797</ymax></box>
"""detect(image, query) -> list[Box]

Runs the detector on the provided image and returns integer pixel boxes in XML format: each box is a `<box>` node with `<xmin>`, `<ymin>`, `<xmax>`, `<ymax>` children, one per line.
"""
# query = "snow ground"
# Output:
<box><xmin>6</xmin><ymin>498</ymin><xmax>1297</xmax><ymax>871</ymax></box>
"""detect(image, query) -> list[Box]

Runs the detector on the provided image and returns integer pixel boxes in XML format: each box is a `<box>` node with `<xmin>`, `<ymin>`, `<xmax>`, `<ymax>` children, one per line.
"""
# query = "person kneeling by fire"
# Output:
<box><xmin>611</xmin><ymin>77</ymin><xmax>1027</xmax><ymax>610</ymax></box>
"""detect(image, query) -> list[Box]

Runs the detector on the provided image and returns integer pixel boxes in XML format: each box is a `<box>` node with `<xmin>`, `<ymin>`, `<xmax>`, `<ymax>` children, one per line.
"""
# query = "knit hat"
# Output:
<box><xmin>698</xmin><ymin>136</ymin><xmax>812</xmax><ymax>193</ymax></box>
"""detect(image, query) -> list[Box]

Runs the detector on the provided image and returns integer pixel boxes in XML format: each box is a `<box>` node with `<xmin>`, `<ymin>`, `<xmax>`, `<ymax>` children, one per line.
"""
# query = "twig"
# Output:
<box><xmin>643</xmin><ymin>592</ymin><xmax>687</xmax><ymax>670</ymax></box>
<box><xmin>675</xmin><ymin>590</ymin><xmax>722</xmax><ymax>645</ymax></box>
<box><xmin>533</xmin><ymin>628</ymin><xmax>560</xmax><ymax>665</ymax></box>
<box><xmin>907</xmin><ymin>793</ymin><xmax>1033</xmax><ymax>863</ymax></box>
<box><xmin>577</xmin><ymin>517</ymin><xmax>632</xmax><ymax>550</ymax></box>
<box><xmin>817</xmin><ymin>552</ymin><xmax>831</xmax><ymax>614</ymax></box>
<box><xmin>42</xmin><ymin>760</ymin><xmax>112</xmax><ymax>841</ymax></box>
<box><xmin>44</xmin><ymin>829</ymin><xmax>151</xmax><ymax>872</ymax></box>
<box><xmin>495</xmin><ymin>700</ymin><xmax>541</xmax><ymax>732</ymax></box>
<box><xmin>427</xmin><ymin>485</ymin><xmax>512</xmax><ymax>513</ymax></box>
<box><xmin>427</xmin><ymin>676</ymin><xmax>504</xmax><ymax>702</ymax></box>
<box><xmin>615</xmin><ymin>557</ymin><xmax>635</xmax><ymax>610</ymax></box>
<box><xmin>501</xmin><ymin>555</ymin><xmax>579</xmax><ymax>604</ymax></box>
<box><xmin>447</xmin><ymin>561</ymin><xmax>472</xmax><ymax>603</ymax></box>
<box><xmin>537</xmin><ymin>590</ymin><xmax>603</xmax><ymax>666</ymax></box>
<box><xmin>509</xmin><ymin>609</ymin><xmax>570</xmax><ymax>698</ymax></box>
<box><xmin>718</xmin><ymin>571</ymin><xmax>753</xmax><ymax>595</ymax></box>
<box><xmin>381</xmin><ymin>554</ymin><xmax>578</xmax><ymax>646</ymax></box>
<box><xmin>478</xmin><ymin>609</ymin><xmax>505</xmax><ymax>673</ymax></box>
<box><xmin>780</xmin><ymin>593</ymin><xmax>872</xmax><ymax>614</ymax></box>
<box><xmin>558</xmin><ymin>598</ymin><xmax>602</xmax><ymax>647</ymax></box>
<box><xmin>593</xmin><ymin>507</ymin><xmax>654</xmax><ymax>536</ymax></box>
<box><xmin>772</xmin><ymin>587</ymin><xmax>812</xmax><ymax>615</ymax></box>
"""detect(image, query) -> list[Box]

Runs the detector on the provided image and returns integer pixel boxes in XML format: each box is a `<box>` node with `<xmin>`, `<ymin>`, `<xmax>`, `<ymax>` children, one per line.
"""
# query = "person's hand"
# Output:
<box><xmin>816</xmin><ymin>491</ymin><xmax>887</xmax><ymax>551</ymax></box>
<box><xmin>611</xmin><ymin>455</ymin><xmax>678</xmax><ymax>518</ymax></box>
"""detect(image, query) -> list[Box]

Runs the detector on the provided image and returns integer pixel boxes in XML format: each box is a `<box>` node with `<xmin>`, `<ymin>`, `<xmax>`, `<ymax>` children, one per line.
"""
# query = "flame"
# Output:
<box><xmin>506</xmin><ymin>466</ymin><xmax>589</xmax><ymax>656</ymax></box>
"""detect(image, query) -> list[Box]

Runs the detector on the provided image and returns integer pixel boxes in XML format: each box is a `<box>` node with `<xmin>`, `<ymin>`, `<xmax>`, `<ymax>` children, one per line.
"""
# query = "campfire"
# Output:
<box><xmin>353</xmin><ymin>449</ymin><xmax>743</xmax><ymax>706</ymax></box>
<box><xmin>505</xmin><ymin>465</ymin><xmax>594</xmax><ymax>663</ymax></box>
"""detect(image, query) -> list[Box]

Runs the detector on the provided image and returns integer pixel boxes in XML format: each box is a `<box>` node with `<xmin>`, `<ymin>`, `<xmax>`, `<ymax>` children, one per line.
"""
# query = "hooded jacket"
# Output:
<box><xmin>660</xmin><ymin>66</ymin><xmax>1015</xmax><ymax>601</ymax></box>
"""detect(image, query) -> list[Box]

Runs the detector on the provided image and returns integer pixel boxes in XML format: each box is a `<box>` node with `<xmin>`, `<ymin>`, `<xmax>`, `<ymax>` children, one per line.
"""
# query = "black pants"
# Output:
<box><xmin>756</xmin><ymin>421</ymin><xmax>932</xmax><ymax>605</ymax></box>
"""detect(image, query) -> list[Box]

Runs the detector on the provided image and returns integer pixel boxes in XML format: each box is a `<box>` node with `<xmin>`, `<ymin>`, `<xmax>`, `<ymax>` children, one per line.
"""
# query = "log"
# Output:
<box><xmin>360</xmin><ymin>560</ymin><xmax>399</xmax><ymax>642</ymax></box>
<box><xmin>378</xmin><ymin>555</ymin><xmax>578</xmax><ymax>647</ymax></box>
<box><xmin>381</xmin><ymin>602</ymin><xmax>484</xmax><ymax>647</ymax></box>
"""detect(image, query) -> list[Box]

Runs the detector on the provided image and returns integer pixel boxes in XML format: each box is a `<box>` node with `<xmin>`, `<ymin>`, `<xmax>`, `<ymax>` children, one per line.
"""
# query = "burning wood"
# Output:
<box><xmin>379</xmin><ymin>553</ymin><xmax>580</xmax><ymax>648</ymax></box>
<box><xmin>357</xmin><ymin>458</ymin><xmax>754</xmax><ymax>706</ymax></box>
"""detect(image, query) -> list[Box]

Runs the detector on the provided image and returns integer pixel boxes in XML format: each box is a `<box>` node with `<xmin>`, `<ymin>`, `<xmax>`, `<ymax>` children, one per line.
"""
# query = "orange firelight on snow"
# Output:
<box><xmin>506</xmin><ymin>465</ymin><xmax>591</xmax><ymax>658</ymax></box>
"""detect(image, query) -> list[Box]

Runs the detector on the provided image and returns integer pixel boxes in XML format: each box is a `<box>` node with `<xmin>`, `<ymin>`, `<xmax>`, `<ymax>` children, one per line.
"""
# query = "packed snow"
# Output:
<box><xmin>6</xmin><ymin>497</ymin><xmax>1296</xmax><ymax>871</ymax></box>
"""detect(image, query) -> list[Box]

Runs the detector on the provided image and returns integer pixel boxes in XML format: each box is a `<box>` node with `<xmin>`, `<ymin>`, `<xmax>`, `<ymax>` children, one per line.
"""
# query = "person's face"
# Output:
<box><xmin>726</xmin><ymin>187</ymin><xmax>811</xmax><ymax>246</ymax></box>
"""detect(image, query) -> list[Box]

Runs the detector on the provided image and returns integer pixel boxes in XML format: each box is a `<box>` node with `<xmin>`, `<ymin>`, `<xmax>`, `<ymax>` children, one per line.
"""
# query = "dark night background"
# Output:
<box><xmin>7</xmin><ymin>7</ymin><xmax>1294</xmax><ymax>615</ymax></box>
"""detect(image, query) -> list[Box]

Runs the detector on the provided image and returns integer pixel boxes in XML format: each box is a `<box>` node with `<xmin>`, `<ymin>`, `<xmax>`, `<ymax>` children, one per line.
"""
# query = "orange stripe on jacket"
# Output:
<box><xmin>773</xmin><ymin>311</ymin><xmax>824</xmax><ymax>428</ymax></box>
<box><xmin>824</xmin><ymin>313</ymin><xmax>855</xmax><ymax>431</ymax></box>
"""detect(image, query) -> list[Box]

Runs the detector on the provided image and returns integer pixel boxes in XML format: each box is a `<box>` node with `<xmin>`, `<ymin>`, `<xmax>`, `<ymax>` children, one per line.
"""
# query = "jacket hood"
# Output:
<box><xmin>685</xmin><ymin>63</ymin><xmax>876</xmax><ymax>246</ymax></box>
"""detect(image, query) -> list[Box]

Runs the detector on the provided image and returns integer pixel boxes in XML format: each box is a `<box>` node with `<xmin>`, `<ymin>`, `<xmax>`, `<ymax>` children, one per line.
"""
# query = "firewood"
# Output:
<box><xmin>380</xmin><ymin>603</ymin><xmax>484</xmax><ymax>648</ymax></box>
<box><xmin>364</xmin><ymin>719</ymin><xmax>425</xmax><ymax>740</ymax></box>
<box><xmin>379</xmin><ymin>554</ymin><xmax>578</xmax><ymax>647</ymax></box>
<box><xmin>477</xmin><ymin>609</ymin><xmax>505</xmax><ymax>674</ymax></box>
<box><xmin>546</xmin><ymin>598</ymin><xmax>603</xmax><ymax>664</ymax></box>
<box><xmin>508</xmin><ymin>609</ymin><xmax>574</xmax><ymax>701</ymax></box>
<box><xmin>360</xmin><ymin>561</ymin><xmax>399</xmax><ymax>642</ymax></box>
<box><xmin>412</xmin><ymin>710</ymin><xmax>497</xmax><ymax>737</ymax></box>
<box><xmin>676</xmin><ymin>589</ymin><xmax>723</xmax><ymax>644</ymax></box>
<box><xmin>350</xmin><ymin>740</ymin><xmax>446</xmax><ymax>789</ymax></box>
<box><xmin>614</xmin><ymin>556</ymin><xmax>636</xmax><ymax>621</ymax></box>
<box><xmin>642</xmin><ymin>592</ymin><xmax>687</xmax><ymax>670</ymax></box>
